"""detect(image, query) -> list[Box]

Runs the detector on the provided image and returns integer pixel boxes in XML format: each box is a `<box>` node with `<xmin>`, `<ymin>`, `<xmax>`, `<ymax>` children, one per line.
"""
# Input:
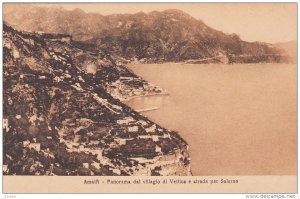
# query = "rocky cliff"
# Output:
<box><xmin>3</xmin><ymin>24</ymin><xmax>191</xmax><ymax>176</ymax></box>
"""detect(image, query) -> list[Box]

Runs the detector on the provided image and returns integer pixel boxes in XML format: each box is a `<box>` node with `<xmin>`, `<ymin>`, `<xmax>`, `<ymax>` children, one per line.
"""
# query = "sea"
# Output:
<box><xmin>125</xmin><ymin>63</ymin><xmax>297</xmax><ymax>176</ymax></box>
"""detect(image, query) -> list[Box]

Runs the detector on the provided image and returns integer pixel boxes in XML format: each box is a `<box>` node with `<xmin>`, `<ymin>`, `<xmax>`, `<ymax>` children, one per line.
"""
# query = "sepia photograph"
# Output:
<box><xmin>2</xmin><ymin>2</ymin><xmax>297</xmax><ymax>194</ymax></box>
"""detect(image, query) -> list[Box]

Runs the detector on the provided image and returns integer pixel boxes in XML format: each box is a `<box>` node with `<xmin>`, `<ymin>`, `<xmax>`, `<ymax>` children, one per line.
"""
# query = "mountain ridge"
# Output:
<box><xmin>4</xmin><ymin>4</ymin><xmax>291</xmax><ymax>64</ymax></box>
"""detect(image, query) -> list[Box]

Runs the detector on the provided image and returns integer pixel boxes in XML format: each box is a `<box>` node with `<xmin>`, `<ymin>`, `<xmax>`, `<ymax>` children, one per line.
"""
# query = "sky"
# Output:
<box><xmin>19</xmin><ymin>3</ymin><xmax>299</xmax><ymax>43</ymax></box>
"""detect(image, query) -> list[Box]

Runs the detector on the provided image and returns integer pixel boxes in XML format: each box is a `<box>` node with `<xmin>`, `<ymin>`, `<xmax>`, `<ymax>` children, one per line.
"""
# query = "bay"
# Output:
<box><xmin>126</xmin><ymin>63</ymin><xmax>296</xmax><ymax>176</ymax></box>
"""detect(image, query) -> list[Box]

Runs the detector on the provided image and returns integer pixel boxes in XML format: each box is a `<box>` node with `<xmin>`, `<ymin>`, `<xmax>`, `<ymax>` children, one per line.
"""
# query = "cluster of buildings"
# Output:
<box><xmin>3</xmin><ymin>23</ymin><xmax>191</xmax><ymax>176</ymax></box>
<box><xmin>106</xmin><ymin>77</ymin><xmax>164</xmax><ymax>101</ymax></box>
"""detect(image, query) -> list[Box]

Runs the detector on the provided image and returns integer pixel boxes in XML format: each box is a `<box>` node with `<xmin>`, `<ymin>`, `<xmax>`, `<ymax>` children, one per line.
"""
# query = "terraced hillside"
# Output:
<box><xmin>3</xmin><ymin>24</ymin><xmax>191</xmax><ymax>176</ymax></box>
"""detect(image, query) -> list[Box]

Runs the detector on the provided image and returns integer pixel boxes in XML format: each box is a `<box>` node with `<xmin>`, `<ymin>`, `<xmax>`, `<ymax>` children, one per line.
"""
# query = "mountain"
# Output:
<box><xmin>4</xmin><ymin>4</ymin><xmax>290</xmax><ymax>63</ymax></box>
<box><xmin>274</xmin><ymin>41</ymin><xmax>297</xmax><ymax>63</ymax></box>
<box><xmin>3</xmin><ymin>23</ymin><xmax>191</xmax><ymax>176</ymax></box>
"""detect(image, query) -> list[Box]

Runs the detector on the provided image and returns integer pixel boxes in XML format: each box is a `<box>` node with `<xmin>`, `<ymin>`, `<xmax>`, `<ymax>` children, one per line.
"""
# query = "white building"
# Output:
<box><xmin>3</xmin><ymin>38</ymin><xmax>11</xmax><ymax>49</ymax></box>
<box><xmin>91</xmin><ymin>162</ymin><xmax>100</xmax><ymax>169</ymax></box>
<box><xmin>139</xmin><ymin>135</ymin><xmax>152</xmax><ymax>139</ymax></box>
<box><xmin>117</xmin><ymin>117</ymin><xmax>135</xmax><ymax>125</ymax></box>
<box><xmin>29</xmin><ymin>143</ymin><xmax>41</xmax><ymax>151</ymax></box>
<box><xmin>114</xmin><ymin>138</ymin><xmax>126</xmax><ymax>145</ymax></box>
<box><xmin>128</xmin><ymin>126</ymin><xmax>138</xmax><ymax>132</ymax></box>
<box><xmin>155</xmin><ymin>145</ymin><xmax>162</xmax><ymax>153</ymax></box>
<box><xmin>73</xmin><ymin>135</ymin><xmax>81</xmax><ymax>142</ymax></box>
<box><xmin>96</xmin><ymin>150</ymin><xmax>103</xmax><ymax>160</ymax></box>
<box><xmin>145</xmin><ymin>125</ymin><xmax>156</xmax><ymax>133</ymax></box>
<box><xmin>3</xmin><ymin>165</ymin><xmax>8</xmax><ymax>173</ymax></box>
<box><xmin>12</xmin><ymin>48</ymin><xmax>20</xmax><ymax>59</ymax></box>
<box><xmin>139</xmin><ymin>120</ymin><xmax>148</xmax><ymax>126</ymax></box>
<box><xmin>86</xmin><ymin>63</ymin><xmax>97</xmax><ymax>74</ymax></box>
<box><xmin>78</xmin><ymin>145</ymin><xmax>84</xmax><ymax>152</ymax></box>
<box><xmin>38</xmin><ymin>76</ymin><xmax>46</xmax><ymax>79</ymax></box>
<box><xmin>111</xmin><ymin>168</ymin><xmax>121</xmax><ymax>175</ymax></box>
<box><xmin>3</xmin><ymin>119</ymin><xmax>9</xmax><ymax>132</ymax></box>
<box><xmin>23</xmin><ymin>140</ymin><xmax>30</xmax><ymax>147</ymax></box>
<box><xmin>82</xmin><ymin>163</ymin><xmax>89</xmax><ymax>169</ymax></box>
<box><xmin>152</xmin><ymin>135</ymin><xmax>159</xmax><ymax>142</ymax></box>
<box><xmin>53</xmin><ymin>76</ymin><xmax>62</xmax><ymax>82</ymax></box>
<box><xmin>90</xmin><ymin>140</ymin><xmax>100</xmax><ymax>145</ymax></box>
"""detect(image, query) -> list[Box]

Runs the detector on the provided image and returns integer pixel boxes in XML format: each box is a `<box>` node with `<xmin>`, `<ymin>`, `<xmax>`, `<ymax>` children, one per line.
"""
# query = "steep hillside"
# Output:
<box><xmin>4</xmin><ymin>4</ymin><xmax>289</xmax><ymax>63</ymax></box>
<box><xmin>3</xmin><ymin>24</ymin><xmax>191</xmax><ymax>176</ymax></box>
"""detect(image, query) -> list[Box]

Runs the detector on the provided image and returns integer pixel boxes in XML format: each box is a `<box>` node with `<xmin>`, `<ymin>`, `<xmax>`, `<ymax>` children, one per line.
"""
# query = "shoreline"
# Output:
<box><xmin>121</xmin><ymin>92</ymin><xmax>170</xmax><ymax>102</ymax></box>
<box><xmin>127</xmin><ymin>61</ymin><xmax>292</xmax><ymax>67</ymax></box>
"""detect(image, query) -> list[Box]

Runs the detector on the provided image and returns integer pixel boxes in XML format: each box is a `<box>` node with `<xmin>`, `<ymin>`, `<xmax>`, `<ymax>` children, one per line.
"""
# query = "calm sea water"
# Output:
<box><xmin>126</xmin><ymin>63</ymin><xmax>297</xmax><ymax>176</ymax></box>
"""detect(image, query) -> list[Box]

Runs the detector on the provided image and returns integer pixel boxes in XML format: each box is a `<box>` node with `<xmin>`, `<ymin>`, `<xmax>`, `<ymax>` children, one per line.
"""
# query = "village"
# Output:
<box><xmin>3</xmin><ymin>23</ymin><xmax>191</xmax><ymax>176</ymax></box>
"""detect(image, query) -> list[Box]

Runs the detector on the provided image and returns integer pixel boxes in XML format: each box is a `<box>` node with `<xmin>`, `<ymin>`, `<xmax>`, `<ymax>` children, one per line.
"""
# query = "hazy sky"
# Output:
<box><xmin>24</xmin><ymin>3</ymin><xmax>299</xmax><ymax>43</ymax></box>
